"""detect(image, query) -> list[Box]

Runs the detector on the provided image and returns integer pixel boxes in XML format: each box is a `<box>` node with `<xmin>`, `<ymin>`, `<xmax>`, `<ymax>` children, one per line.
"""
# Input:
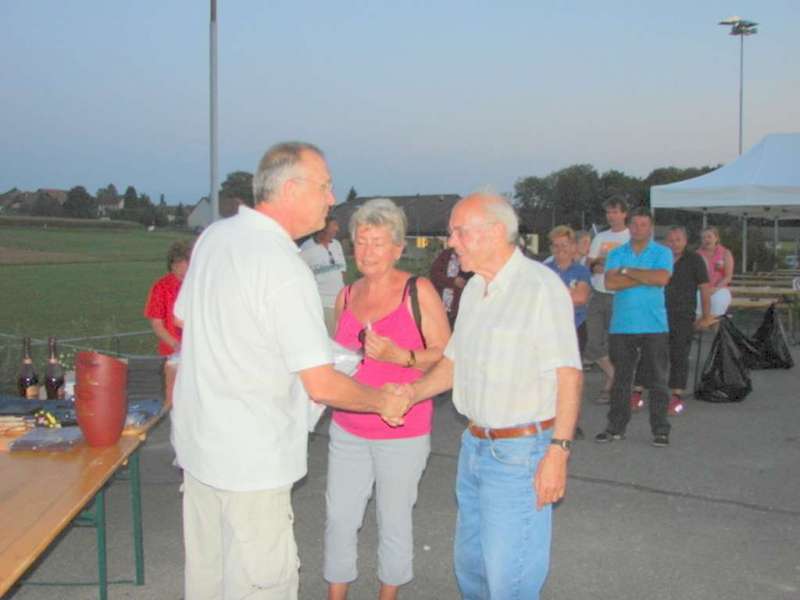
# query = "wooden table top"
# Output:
<box><xmin>0</xmin><ymin>436</ymin><xmax>141</xmax><ymax>595</ymax></box>
<box><xmin>730</xmin><ymin>286</ymin><xmax>800</xmax><ymax>299</ymax></box>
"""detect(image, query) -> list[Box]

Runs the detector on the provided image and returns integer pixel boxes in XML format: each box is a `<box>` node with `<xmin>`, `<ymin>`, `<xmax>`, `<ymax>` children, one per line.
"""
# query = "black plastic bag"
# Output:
<box><xmin>749</xmin><ymin>303</ymin><xmax>794</xmax><ymax>369</ymax></box>
<box><xmin>695</xmin><ymin>318</ymin><xmax>752</xmax><ymax>402</ymax></box>
<box><xmin>723</xmin><ymin>317</ymin><xmax>763</xmax><ymax>369</ymax></box>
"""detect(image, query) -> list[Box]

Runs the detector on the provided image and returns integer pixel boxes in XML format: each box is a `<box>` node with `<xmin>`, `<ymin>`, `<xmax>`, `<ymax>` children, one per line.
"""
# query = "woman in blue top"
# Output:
<box><xmin>546</xmin><ymin>225</ymin><xmax>592</xmax><ymax>439</ymax></box>
<box><xmin>546</xmin><ymin>226</ymin><xmax>592</xmax><ymax>351</ymax></box>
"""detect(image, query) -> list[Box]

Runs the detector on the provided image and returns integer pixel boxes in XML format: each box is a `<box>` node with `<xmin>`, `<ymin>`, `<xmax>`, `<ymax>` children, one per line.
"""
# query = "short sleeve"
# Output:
<box><xmin>656</xmin><ymin>246</ymin><xmax>673</xmax><ymax>273</ymax></box>
<box><xmin>270</xmin><ymin>274</ymin><xmax>333</xmax><ymax>373</ymax></box>
<box><xmin>144</xmin><ymin>279</ymin><xmax>167</xmax><ymax>319</ymax></box>
<box><xmin>532</xmin><ymin>273</ymin><xmax>582</xmax><ymax>372</ymax></box>
<box><xmin>694</xmin><ymin>253</ymin><xmax>710</xmax><ymax>285</ymax></box>
<box><xmin>605</xmin><ymin>247</ymin><xmax>623</xmax><ymax>272</ymax></box>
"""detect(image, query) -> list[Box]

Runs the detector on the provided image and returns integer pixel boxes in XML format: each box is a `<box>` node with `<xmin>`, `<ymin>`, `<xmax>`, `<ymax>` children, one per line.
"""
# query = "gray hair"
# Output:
<box><xmin>252</xmin><ymin>141</ymin><xmax>324</xmax><ymax>204</ymax></box>
<box><xmin>482</xmin><ymin>195</ymin><xmax>519</xmax><ymax>244</ymax></box>
<box><xmin>349</xmin><ymin>198</ymin><xmax>407</xmax><ymax>245</ymax></box>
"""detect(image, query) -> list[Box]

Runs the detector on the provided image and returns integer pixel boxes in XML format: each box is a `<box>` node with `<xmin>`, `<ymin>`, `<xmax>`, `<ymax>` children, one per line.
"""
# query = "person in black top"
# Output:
<box><xmin>630</xmin><ymin>226</ymin><xmax>717</xmax><ymax>416</ymax></box>
<box><xmin>662</xmin><ymin>226</ymin><xmax>716</xmax><ymax>415</ymax></box>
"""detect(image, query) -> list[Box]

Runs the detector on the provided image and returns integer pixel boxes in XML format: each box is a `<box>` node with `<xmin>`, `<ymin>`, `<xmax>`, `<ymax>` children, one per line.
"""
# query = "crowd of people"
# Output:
<box><xmin>151</xmin><ymin>140</ymin><xmax>736</xmax><ymax>600</ymax></box>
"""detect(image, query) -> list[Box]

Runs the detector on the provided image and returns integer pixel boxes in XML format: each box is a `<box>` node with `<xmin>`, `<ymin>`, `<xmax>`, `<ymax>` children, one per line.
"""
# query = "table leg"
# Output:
<box><xmin>95</xmin><ymin>488</ymin><xmax>108</xmax><ymax>600</ymax></box>
<box><xmin>128</xmin><ymin>449</ymin><xmax>145</xmax><ymax>585</ymax></box>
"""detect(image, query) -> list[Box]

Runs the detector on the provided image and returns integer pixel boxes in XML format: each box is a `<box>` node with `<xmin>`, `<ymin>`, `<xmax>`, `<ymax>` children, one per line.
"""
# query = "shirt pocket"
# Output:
<box><xmin>483</xmin><ymin>327</ymin><xmax>530</xmax><ymax>386</ymax></box>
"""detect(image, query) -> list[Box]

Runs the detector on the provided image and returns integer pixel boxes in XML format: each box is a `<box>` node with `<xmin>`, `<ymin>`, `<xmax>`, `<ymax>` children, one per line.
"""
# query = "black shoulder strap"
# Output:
<box><xmin>405</xmin><ymin>276</ymin><xmax>427</xmax><ymax>348</ymax></box>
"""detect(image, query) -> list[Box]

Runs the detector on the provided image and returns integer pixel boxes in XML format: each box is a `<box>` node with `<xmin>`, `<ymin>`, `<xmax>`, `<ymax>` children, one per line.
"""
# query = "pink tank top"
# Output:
<box><xmin>699</xmin><ymin>245</ymin><xmax>728</xmax><ymax>288</ymax></box>
<box><xmin>333</xmin><ymin>280</ymin><xmax>433</xmax><ymax>439</ymax></box>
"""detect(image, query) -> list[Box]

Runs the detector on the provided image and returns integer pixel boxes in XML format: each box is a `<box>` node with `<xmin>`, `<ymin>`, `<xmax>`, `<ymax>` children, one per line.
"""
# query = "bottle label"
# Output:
<box><xmin>24</xmin><ymin>385</ymin><xmax>39</xmax><ymax>400</ymax></box>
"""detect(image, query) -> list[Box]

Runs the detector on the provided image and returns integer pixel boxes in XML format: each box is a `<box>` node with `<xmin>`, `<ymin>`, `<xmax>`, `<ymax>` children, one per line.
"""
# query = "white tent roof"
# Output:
<box><xmin>651</xmin><ymin>133</ymin><xmax>800</xmax><ymax>219</ymax></box>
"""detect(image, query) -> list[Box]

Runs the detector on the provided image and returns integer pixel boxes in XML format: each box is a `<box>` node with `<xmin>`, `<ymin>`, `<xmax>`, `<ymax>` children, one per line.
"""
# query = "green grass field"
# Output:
<box><xmin>0</xmin><ymin>227</ymin><xmax>194</xmax><ymax>391</ymax></box>
<box><xmin>0</xmin><ymin>226</ymin><xmax>437</xmax><ymax>392</ymax></box>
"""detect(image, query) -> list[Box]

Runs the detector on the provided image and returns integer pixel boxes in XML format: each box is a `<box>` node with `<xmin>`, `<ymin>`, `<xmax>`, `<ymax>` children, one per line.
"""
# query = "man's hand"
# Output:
<box><xmin>534</xmin><ymin>447</ymin><xmax>569</xmax><ymax>510</ymax></box>
<box><xmin>694</xmin><ymin>315</ymin><xmax>718</xmax><ymax>331</ymax></box>
<box><xmin>364</xmin><ymin>330</ymin><xmax>401</xmax><ymax>363</ymax></box>
<box><xmin>379</xmin><ymin>383</ymin><xmax>411</xmax><ymax>427</ymax></box>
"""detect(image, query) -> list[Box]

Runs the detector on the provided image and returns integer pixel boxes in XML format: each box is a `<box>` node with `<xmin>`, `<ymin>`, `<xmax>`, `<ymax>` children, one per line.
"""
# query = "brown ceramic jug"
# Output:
<box><xmin>75</xmin><ymin>352</ymin><xmax>128</xmax><ymax>447</ymax></box>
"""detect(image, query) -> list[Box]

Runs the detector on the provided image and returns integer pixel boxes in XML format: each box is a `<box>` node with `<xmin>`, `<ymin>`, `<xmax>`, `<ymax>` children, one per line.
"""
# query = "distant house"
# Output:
<box><xmin>330</xmin><ymin>194</ymin><xmax>461</xmax><ymax>241</ymax></box>
<box><xmin>186</xmin><ymin>196</ymin><xmax>241</xmax><ymax>230</ymax></box>
<box><xmin>96</xmin><ymin>194</ymin><xmax>123</xmax><ymax>216</ymax></box>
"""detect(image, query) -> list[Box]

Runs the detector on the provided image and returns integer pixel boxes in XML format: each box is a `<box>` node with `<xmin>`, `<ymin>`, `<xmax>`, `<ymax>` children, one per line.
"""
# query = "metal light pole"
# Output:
<box><xmin>719</xmin><ymin>16</ymin><xmax>758</xmax><ymax>155</ymax></box>
<box><xmin>210</xmin><ymin>0</ymin><xmax>219</xmax><ymax>222</ymax></box>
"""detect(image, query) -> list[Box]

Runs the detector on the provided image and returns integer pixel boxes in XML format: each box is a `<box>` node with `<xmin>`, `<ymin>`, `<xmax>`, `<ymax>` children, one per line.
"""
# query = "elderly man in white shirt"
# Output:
<box><xmin>407</xmin><ymin>193</ymin><xmax>582</xmax><ymax>599</ymax></box>
<box><xmin>172</xmin><ymin>141</ymin><xmax>409</xmax><ymax>600</ymax></box>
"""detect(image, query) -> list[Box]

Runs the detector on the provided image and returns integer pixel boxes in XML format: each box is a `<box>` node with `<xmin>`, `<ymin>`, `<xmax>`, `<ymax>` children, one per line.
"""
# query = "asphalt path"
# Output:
<box><xmin>5</xmin><ymin>346</ymin><xmax>799</xmax><ymax>600</ymax></box>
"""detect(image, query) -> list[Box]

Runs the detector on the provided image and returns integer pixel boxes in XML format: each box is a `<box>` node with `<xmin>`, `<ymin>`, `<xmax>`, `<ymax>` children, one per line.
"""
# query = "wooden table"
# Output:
<box><xmin>730</xmin><ymin>286</ymin><xmax>800</xmax><ymax>300</ymax></box>
<box><xmin>729</xmin><ymin>288</ymin><xmax>799</xmax><ymax>343</ymax></box>
<box><xmin>0</xmin><ymin>434</ymin><xmax>146</xmax><ymax>599</ymax></box>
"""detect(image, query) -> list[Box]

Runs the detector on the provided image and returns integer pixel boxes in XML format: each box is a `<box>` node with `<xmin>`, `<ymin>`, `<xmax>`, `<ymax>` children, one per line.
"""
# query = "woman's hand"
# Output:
<box><xmin>363</xmin><ymin>329</ymin><xmax>404</xmax><ymax>364</ymax></box>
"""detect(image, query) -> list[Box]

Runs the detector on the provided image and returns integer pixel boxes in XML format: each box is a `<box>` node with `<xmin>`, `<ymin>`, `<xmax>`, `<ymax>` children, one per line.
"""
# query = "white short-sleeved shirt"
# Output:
<box><xmin>444</xmin><ymin>249</ymin><xmax>582</xmax><ymax>428</ymax></box>
<box><xmin>299</xmin><ymin>238</ymin><xmax>346</xmax><ymax>307</ymax></box>
<box><xmin>588</xmin><ymin>228</ymin><xmax>630</xmax><ymax>293</ymax></box>
<box><xmin>172</xmin><ymin>205</ymin><xmax>332</xmax><ymax>492</ymax></box>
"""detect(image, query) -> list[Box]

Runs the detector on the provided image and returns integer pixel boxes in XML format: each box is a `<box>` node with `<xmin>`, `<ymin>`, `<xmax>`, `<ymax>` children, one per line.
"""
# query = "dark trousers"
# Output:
<box><xmin>632</xmin><ymin>312</ymin><xmax>695</xmax><ymax>391</ymax></box>
<box><xmin>608</xmin><ymin>333</ymin><xmax>670</xmax><ymax>437</ymax></box>
<box><xmin>667</xmin><ymin>311</ymin><xmax>695</xmax><ymax>390</ymax></box>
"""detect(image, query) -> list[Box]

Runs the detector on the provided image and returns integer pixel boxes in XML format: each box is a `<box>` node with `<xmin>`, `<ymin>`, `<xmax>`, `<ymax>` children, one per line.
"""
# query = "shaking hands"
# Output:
<box><xmin>379</xmin><ymin>383</ymin><xmax>414</xmax><ymax>427</ymax></box>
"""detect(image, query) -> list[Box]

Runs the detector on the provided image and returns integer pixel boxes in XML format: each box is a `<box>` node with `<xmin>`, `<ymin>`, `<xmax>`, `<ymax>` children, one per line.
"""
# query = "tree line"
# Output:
<box><xmin>7</xmin><ymin>184</ymin><xmax>187</xmax><ymax>227</ymax></box>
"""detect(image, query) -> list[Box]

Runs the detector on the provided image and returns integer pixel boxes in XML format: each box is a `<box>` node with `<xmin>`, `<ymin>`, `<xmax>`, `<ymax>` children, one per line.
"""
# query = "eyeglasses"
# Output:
<box><xmin>291</xmin><ymin>177</ymin><xmax>335</xmax><ymax>195</ymax></box>
<box><xmin>327</xmin><ymin>249</ymin><xmax>336</xmax><ymax>266</ymax></box>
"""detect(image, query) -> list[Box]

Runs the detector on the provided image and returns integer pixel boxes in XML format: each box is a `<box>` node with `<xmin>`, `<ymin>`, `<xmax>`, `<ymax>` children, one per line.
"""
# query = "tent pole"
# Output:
<box><xmin>742</xmin><ymin>214</ymin><xmax>748</xmax><ymax>274</ymax></box>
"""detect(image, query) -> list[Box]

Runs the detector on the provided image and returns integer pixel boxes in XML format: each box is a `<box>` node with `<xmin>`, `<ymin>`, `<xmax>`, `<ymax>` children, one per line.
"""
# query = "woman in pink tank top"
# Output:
<box><xmin>325</xmin><ymin>199</ymin><xmax>450</xmax><ymax>600</ymax></box>
<box><xmin>697</xmin><ymin>226</ymin><xmax>734</xmax><ymax>315</ymax></box>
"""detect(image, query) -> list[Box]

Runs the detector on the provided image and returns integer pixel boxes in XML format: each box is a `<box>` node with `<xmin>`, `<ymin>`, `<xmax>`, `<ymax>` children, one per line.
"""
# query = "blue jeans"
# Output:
<box><xmin>454</xmin><ymin>428</ymin><xmax>553</xmax><ymax>600</ymax></box>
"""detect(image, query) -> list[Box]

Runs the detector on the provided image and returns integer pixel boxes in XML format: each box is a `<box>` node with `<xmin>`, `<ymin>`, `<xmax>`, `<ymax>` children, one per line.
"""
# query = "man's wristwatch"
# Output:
<box><xmin>620</xmin><ymin>267</ymin><xmax>629</xmax><ymax>276</ymax></box>
<box><xmin>550</xmin><ymin>438</ymin><xmax>572</xmax><ymax>451</ymax></box>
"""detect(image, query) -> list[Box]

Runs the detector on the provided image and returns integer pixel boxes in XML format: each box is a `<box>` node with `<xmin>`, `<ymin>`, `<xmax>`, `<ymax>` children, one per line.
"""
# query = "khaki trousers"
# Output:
<box><xmin>183</xmin><ymin>472</ymin><xmax>299</xmax><ymax>600</ymax></box>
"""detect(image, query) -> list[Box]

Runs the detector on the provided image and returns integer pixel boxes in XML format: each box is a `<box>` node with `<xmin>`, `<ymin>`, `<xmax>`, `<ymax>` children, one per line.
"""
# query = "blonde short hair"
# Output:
<box><xmin>548</xmin><ymin>225</ymin><xmax>575</xmax><ymax>243</ymax></box>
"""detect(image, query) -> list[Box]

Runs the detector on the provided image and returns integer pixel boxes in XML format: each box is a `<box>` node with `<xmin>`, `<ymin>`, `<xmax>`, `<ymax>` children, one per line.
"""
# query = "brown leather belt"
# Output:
<box><xmin>468</xmin><ymin>418</ymin><xmax>556</xmax><ymax>440</ymax></box>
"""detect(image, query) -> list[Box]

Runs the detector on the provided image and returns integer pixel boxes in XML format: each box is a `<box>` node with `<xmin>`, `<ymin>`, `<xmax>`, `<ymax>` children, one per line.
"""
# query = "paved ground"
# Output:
<box><xmin>4</xmin><ymin>344</ymin><xmax>799</xmax><ymax>600</ymax></box>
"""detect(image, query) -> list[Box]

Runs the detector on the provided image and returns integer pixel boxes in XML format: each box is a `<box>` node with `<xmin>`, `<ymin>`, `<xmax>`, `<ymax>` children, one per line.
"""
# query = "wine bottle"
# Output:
<box><xmin>17</xmin><ymin>337</ymin><xmax>40</xmax><ymax>399</ymax></box>
<box><xmin>44</xmin><ymin>337</ymin><xmax>66</xmax><ymax>400</ymax></box>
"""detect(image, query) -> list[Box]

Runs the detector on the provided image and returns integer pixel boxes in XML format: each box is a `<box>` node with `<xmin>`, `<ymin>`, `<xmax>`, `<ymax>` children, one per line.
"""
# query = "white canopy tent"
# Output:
<box><xmin>651</xmin><ymin>133</ymin><xmax>800</xmax><ymax>272</ymax></box>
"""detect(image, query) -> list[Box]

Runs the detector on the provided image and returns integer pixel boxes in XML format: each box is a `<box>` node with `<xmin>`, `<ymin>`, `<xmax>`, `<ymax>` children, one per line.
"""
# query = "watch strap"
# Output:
<box><xmin>550</xmin><ymin>438</ymin><xmax>572</xmax><ymax>451</ymax></box>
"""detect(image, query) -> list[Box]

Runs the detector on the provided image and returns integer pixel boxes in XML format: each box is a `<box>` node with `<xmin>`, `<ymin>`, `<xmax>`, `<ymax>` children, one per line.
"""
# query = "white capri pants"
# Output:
<box><xmin>324</xmin><ymin>420</ymin><xmax>431</xmax><ymax>586</ymax></box>
<box><xmin>697</xmin><ymin>287</ymin><xmax>732</xmax><ymax>317</ymax></box>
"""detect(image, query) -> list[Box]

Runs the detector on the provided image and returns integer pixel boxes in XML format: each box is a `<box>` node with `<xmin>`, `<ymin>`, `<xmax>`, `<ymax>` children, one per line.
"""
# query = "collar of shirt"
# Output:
<box><xmin>478</xmin><ymin>247</ymin><xmax>524</xmax><ymax>296</ymax></box>
<box><xmin>237</xmin><ymin>204</ymin><xmax>299</xmax><ymax>252</ymax></box>
<box><xmin>623</xmin><ymin>239</ymin><xmax>657</xmax><ymax>258</ymax></box>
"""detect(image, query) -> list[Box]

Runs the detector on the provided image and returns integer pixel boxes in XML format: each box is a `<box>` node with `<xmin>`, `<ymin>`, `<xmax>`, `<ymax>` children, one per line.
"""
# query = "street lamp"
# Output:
<box><xmin>718</xmin><ymin>16</ymin><xmax>758</xmax><ymax>155</ymax></box>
